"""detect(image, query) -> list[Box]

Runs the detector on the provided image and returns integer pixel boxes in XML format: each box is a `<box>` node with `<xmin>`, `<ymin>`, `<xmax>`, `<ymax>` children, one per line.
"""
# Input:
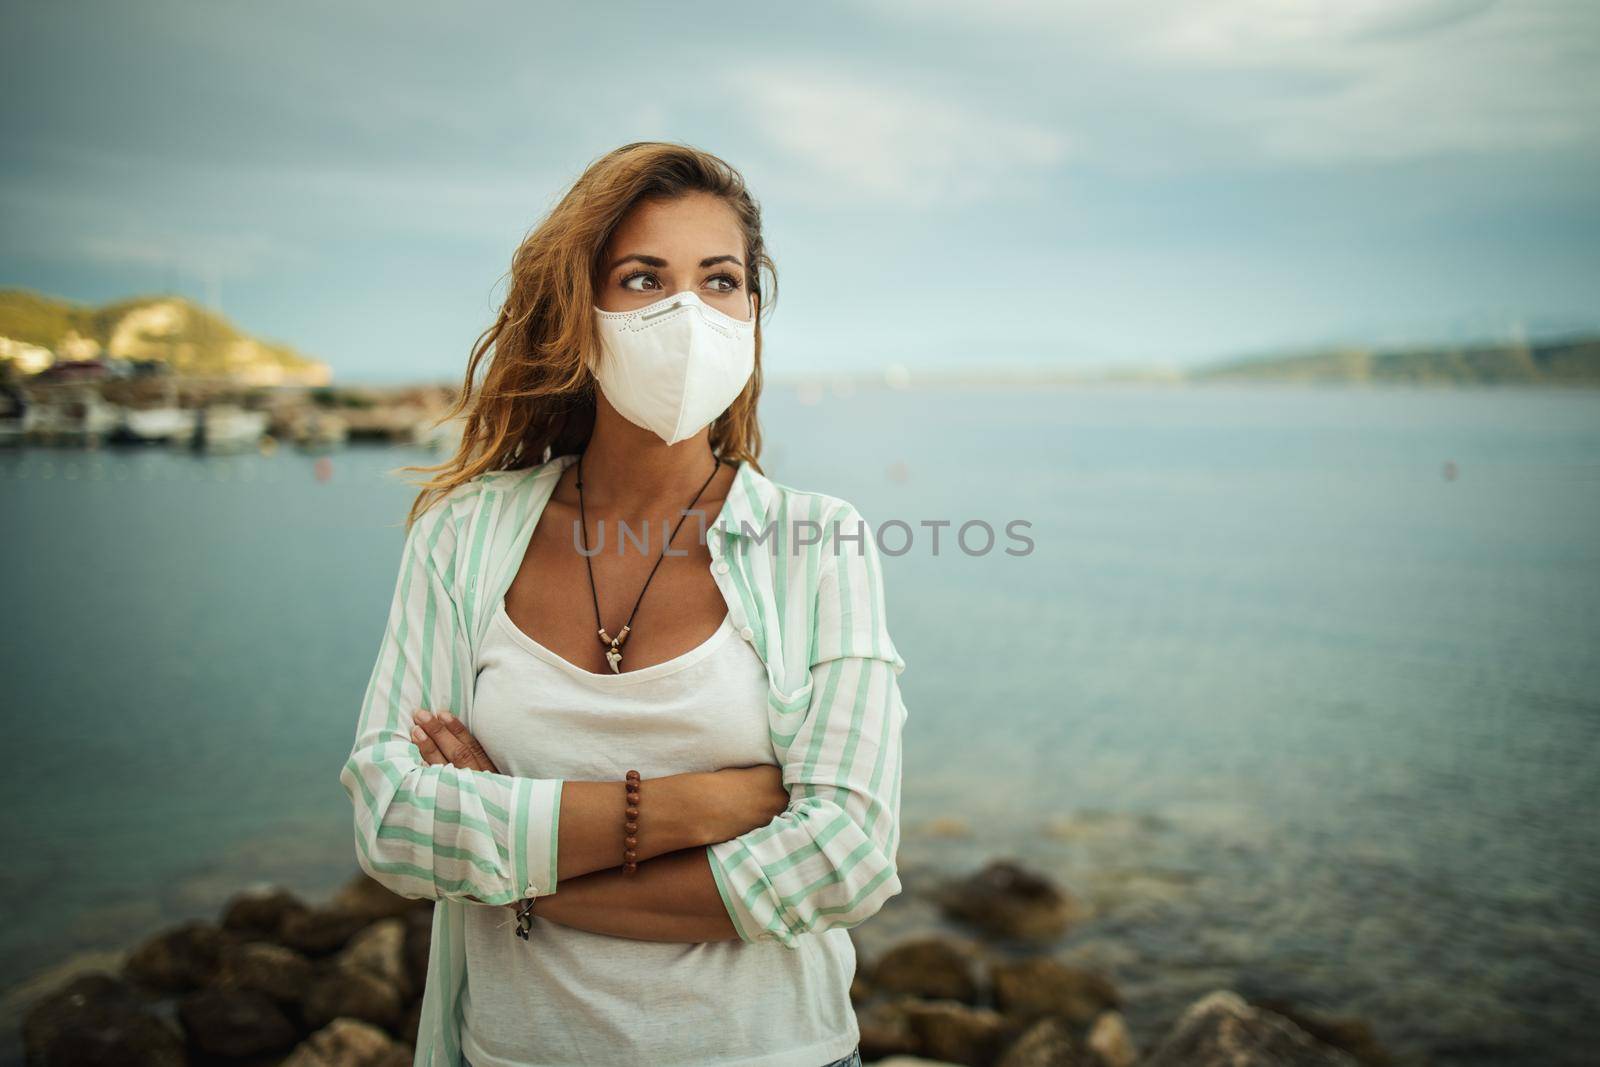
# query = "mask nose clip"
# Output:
<box><xmin>639</xmin><ymin>291</ymin><xmax>698</xmax><ymax>322</ymax></box>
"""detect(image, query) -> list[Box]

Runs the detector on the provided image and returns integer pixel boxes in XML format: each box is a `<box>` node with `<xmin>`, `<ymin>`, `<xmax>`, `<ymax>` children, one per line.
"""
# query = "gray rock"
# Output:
<box><xmin>214</xmin><ymin>940</ymin><xmax>314</xmax><ymax>1004</ymax></box>
<box><xmin>220</xmin><ymin>885</ymin><xmax>309</xmax><ymax>940</ymax></box>
<box><xmin>990</xmin><ymin>957</ymin><xmax>1119</xmax><ymax>1026</ymax></box>
<box><xmin>330</xmin><ymin>872</ymin><xmax>425</xmax><ymax>923</ymax></box>
<box><xmin>279</xmin><ymin>907</ymin><xmax>371</xmax><ymax>957</ymax></box>
<box><xmin>21</xmin><ymin>972</ymin><xmax>186</xmax><ymax>1067</ymax></box>
<box><xmin>123</xmin><ymin>920</ymin><xmax>228</xmax><ymax>993</ymax></box>
<box><xmin>1084</xmin><ymin>1011</ymin><xmax>1135</xmax><ymax>1067</ymax></box>
<box><xmin>1144</xmin><ymin>990</ymin><xmax>1361</xmax><ymax>1067</ymax></box>
<box><xmin>176</xmin><ymin>987</ymin><xmax>299</xmax><ymax>1058</ymax></box>
<box><xmin>338</xmin><ymin>918</ymin><xmax>412</xmax><ymax>1001</ymax></box>
<box><xmin>937</xmin><ymin>861</ymin><xmax>1081</xmax><ymax>943</ymax></box>
<box><xmin>857</xmin><ymin>995</ymin><xmax>922</xmax><ymax>1061</ymax></box>
<box><xmin>901</xmin><ymin>1000</ymin><xmax>1010</xmax><ymax>1067</ymax></box>
<box><xmin>873</xmin><ymin>938</ymin><xmax>984</xmax><ymax>1003</ymax></box>
<box><xmin>301</xmin><ymin>965</ymin><xmax>404</xmax><ymax>1032</ymax></box>
<box><xmin>1249</xmin><ymin>997</ymin><xmax>1393</xmax><ymax>1065</ymax></box>
<box><xmin>281</xmin><ymin>1017</ymin><xmax>413</xmax><ymax>1067</ymax></box>
<box><xmin>996</xmin><ymin>1016</ymin><xmax>1090</xmax><ymax>1067</ymax></box>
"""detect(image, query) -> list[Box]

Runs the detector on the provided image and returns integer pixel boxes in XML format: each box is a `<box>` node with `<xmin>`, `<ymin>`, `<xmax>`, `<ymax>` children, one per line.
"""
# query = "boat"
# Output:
<box><xmin>192</xmin><ymin>404</ymin><xmax>270</xmax><ymax>453</ymax></box>
<box><xmin>112</xmin><ymin>406</ymin><xmax>197</xmax><ymax>446</ymax></box>
<box><xmin>27</xmin><ymin>387</ymin><xmax>120</xmax><ymax>445</ymax></box>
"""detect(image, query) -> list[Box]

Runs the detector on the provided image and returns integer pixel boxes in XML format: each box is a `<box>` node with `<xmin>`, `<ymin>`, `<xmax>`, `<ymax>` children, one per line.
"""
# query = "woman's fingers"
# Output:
<box><xmin>413</xmin><ymin>708</ymin><xmax>497</xmax><ymax>772</ymax></box>
<box><xmin>442</xmin><ymin>715</ymin><xmax>500</xmax><ymax>774</ymax></box>
<box><xmin>410</xmin><ymin>708</ymin><xmax>500</xmax><ymax>775</ymax></box>
<box><xmin>410</xmin><ymin>716</ymin><xmax>447</xmax><ymax>764</ymax></box>
<box><xmin>414</xmin><ymin>709</ymin><xmax>472</xmax><ymax>766</ymax></box>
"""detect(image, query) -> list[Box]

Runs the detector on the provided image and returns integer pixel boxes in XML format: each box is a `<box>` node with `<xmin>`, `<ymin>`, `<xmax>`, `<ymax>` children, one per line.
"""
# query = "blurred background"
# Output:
<box><xmin>2</xmin><ymin>3</ymin><xmax>1598</xmax><ymax>1066</ymax></box>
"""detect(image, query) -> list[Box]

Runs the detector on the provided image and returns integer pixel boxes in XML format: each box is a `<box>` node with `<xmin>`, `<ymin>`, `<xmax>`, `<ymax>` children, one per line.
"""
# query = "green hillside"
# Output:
<box><xmin>0</xmin><ymin>288</ymin><xmax>330</xmax><ymax>385</ymax></box>
<box><xmin>1192</xmin><ymin>336</ymin><xmax>1600</xmax><ymax>385</ymax></box>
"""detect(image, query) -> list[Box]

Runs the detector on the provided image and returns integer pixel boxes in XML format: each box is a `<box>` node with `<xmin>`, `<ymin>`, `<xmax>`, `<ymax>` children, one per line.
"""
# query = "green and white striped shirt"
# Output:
<box><xmin>338</xmin><ymin>452</ymin><xmax>908</xmax><ymax>1065</ymax></box>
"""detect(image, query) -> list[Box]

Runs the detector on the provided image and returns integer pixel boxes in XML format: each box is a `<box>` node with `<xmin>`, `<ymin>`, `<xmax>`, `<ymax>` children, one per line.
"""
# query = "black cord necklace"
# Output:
<box><xmin>575</xmin><ymin>449</ymin><xmax>721</xmax><ymax>673</ymax></box>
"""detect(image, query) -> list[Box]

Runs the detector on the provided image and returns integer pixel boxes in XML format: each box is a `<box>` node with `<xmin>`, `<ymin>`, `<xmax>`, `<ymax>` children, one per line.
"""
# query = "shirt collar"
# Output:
<box><xmin>712</xmin><ymin>458</ymin><xmax>777</xmax><ymax>541</ymax></box>
<box><xmin>535</xmin><ymin>451</ymin><xmax>774</xmax><ymax>542</ymax></box>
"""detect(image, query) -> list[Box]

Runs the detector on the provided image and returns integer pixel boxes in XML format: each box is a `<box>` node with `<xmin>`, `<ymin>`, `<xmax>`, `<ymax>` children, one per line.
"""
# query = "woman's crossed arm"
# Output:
<box><xmin>412</xmin><ymin>708</ymin><xmax>759</xmax><ymax>942</ymax></box>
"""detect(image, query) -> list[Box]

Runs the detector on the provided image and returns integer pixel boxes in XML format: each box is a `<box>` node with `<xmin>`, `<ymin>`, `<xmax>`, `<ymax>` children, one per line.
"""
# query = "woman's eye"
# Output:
<box><xmin>620</xmin><ymin>271</ymin><xmax>660</xmax><ymax>292</ymax></box>
<box><xmin>706</xmin><ymin>273</ymin><xmax>743</xmax><ymax>293</ymax></box>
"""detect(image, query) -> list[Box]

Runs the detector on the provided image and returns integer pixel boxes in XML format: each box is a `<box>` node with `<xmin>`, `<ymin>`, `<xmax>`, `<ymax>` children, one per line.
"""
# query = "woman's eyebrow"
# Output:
<box><xmin>605</xmin><ymin>253</ymin><xmax>744</xmax><ymax>272</ymax></box>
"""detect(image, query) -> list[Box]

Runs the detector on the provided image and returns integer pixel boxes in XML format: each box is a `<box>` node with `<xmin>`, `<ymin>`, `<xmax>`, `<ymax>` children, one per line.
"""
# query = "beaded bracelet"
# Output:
<box><xmin>623</xmin><ymin>769</ymin><xmax>641</xmax><ymax>875</ymax></box>
<box><xmin>515</xmin><ymin>769</ymin><xmax>640</xmax><ymax>939</ymax></box>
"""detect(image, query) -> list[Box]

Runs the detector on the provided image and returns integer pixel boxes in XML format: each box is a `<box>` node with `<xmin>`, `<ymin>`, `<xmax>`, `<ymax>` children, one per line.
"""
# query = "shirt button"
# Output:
<box><xmin>715</xmin><ymin>561</ymin><xmax>730</xmax><ymax>575</ymax></box>
<box><xmin>740</xmin><ymin>626</ymin><xmax>754</xmax><ymax>641</ymax></box>
<box><xmin>525</xmin><ymin>881</ymin><xmax>539</xmax><ymax>896</ymax></box>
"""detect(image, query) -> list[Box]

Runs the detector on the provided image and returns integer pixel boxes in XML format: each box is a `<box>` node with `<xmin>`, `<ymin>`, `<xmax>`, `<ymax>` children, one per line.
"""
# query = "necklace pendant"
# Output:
<box><xmin>578</xmin><ymin>451</ymin><xmax>720</xmax><ymax>683</ymax></box>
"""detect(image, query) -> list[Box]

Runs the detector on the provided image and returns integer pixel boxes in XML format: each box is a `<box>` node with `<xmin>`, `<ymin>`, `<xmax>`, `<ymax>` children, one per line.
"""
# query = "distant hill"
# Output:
<box><xmin>0</xmin><ymin>289</ymin><xmax>331</xmax><ymax>386</ymax></box>
<box><xmin>1191</xmin><ymin>335</ymin><xmax>1600</xmax><ymax>385</ymax></box>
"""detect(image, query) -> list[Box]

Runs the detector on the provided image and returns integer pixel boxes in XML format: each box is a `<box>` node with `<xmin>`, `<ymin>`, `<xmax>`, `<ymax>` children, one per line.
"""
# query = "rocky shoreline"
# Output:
<box><xmin>16</xmin><ymin>859</ymin><xmax>1391</xmax><ymax>1066</ymax></box>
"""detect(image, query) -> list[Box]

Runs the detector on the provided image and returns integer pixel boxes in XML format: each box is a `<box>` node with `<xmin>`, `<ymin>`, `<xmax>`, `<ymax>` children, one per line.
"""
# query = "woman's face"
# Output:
<box><xmin>595</xmin><ymin>191</ymin><xmax>753</xmax><ymax>323</ymax></box>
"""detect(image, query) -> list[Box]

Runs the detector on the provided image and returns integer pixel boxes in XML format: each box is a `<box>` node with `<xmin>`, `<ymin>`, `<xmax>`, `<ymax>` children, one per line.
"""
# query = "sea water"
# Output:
<box><xmin>2</xmin><ymin>383</ymin><xmax>1596</xmax><ymax>1066</ymax></box>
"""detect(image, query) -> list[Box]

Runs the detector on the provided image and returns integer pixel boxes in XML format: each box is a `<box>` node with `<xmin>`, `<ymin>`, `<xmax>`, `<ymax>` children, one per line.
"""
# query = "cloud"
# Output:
<box><xmin>733</xmin><ymin>64</ymin><xmax>1068</xmax><ymax>208</ymax></box>
<box><xmin>1143</xmin><ymin>0</ymin><xmax>1597</xmax><ymax>160</ymax></box>
<box><xmin>864</xmin><ymin>0</ymin><xmax>1600</xmax><ymax>164</ymax></box>
<box><xmin>75</xmin><ymin>230</ymin><xmax>309</xmax><ymax>280</ymax></box>
<box><xmin>1142</xmin><ymin>0</ymin><xmax>1498</xmax><ymax>57</ymax></box>
<box><xmin>0</xmin><ymin>171</ymin><xmax>309</xmax><ymax>285</ymax></box>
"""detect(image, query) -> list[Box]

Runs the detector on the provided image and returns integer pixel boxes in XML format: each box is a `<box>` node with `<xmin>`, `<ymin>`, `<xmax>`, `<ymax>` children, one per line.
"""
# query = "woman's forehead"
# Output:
<box><xmin>606</xmin><ymin>193</ymin><xmax>743</xmax><ymax>254</ymax></box>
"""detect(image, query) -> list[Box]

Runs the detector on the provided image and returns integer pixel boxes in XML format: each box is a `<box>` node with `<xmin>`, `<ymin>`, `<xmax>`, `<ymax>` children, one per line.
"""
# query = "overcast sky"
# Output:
<box><xmin>3</xmin><ymin>0</ymin><xmax>1597</xmax><ymax>383</ymax></box>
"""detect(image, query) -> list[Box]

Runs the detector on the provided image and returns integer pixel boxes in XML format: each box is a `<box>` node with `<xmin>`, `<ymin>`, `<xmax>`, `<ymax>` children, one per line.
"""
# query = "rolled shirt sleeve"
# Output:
<box><xmin>706</xmin><ymin>503</ymin><xmax>907</xmax><ymax>947</ymax></box>
<box><xmin>338</xmin><ymin>499</ymin><xmax>563</xmax><ymax>905</ymax></box>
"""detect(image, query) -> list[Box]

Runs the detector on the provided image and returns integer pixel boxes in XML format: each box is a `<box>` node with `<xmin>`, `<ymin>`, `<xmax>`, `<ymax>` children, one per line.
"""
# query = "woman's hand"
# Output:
<box><xmin>409</xmin><ymin>716</ymin><xmax>788</xmax><ymax>841</ymax></box>
<box><xmin>409</xmin><ymin>718</ymin><xmax>786</xmax><ymax>914</ymax></box>
<box><xmin>411</xmin><ymin>708</ymin><xmax>500</xmax><ymax>774</ymax></box>
<box><xmin>410</xmin><ymin>709</ymin><xmax>519</xmax><ymax>910</ymax></box>
<box><xmin>701</xmin><ymin>764</ymin><xmax>792</xmax><ymax>841</ymax></box>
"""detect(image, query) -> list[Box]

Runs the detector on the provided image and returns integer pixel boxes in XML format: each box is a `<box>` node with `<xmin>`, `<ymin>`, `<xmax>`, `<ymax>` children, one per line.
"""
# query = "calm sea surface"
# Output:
<box><xmin>2</xmin><ymin>384</ymin><xmax>1597</xmax><ymax>1065</ymax></box>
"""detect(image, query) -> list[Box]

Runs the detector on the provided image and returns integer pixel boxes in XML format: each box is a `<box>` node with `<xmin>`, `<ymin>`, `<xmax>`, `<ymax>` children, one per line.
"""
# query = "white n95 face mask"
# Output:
<box><xmin>591</xmin><ymin>290</ymin><xmax>756</xmax><ymax>445</ymax></box>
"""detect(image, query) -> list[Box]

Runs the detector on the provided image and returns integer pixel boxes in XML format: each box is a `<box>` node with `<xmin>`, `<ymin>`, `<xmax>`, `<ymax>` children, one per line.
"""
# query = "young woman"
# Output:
<box><xmin>339</xmin><ymin>142</ymin><xmax>908</xmax><ymax>1067</ymax></box>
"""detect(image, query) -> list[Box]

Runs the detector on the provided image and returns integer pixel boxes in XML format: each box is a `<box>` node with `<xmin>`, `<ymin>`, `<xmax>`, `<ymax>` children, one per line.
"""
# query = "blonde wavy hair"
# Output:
<box><xmin>399</xmin><ymin>141</ymin><xmax>777</xmax><ymax>531</ymax></box>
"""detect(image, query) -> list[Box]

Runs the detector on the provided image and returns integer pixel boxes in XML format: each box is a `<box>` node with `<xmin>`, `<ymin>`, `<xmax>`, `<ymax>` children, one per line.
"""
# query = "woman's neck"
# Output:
<box><xmin>575</xmin><ymin>399</ymin><xmax>724</xmax><ymax>520</ymax></box>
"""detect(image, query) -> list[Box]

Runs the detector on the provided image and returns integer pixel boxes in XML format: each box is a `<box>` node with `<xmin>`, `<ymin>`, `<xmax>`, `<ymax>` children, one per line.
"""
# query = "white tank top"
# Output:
<box><xmin>458</xmin><ymin>600</ymin><xmax>861</xmax><ymax>1067</ymax></box>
